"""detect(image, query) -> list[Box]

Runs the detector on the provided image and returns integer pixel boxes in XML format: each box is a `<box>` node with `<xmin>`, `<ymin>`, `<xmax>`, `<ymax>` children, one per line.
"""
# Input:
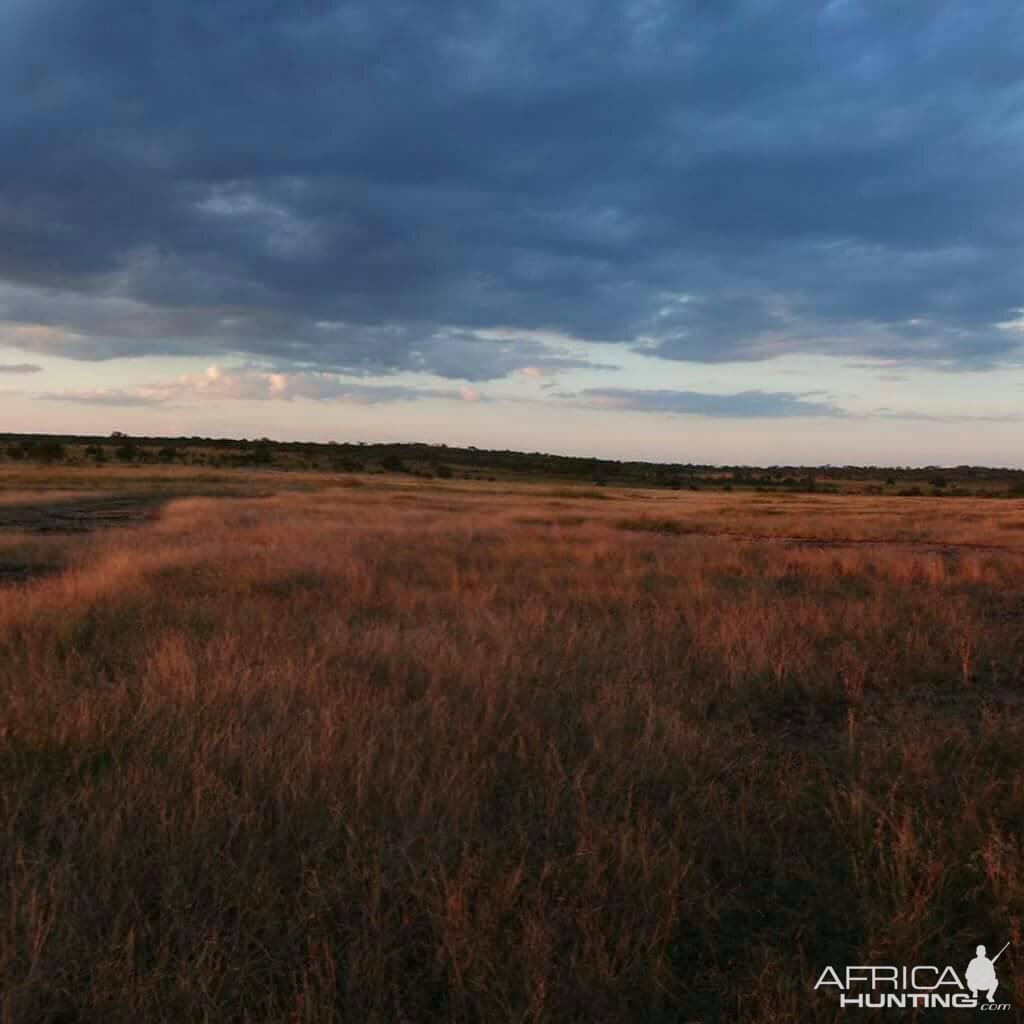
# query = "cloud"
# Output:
<box><xmin>869</xmin><ymin>406</ymin><xmax>1021</xmax><ymax>423</ymax></box>
<box><xmin>41</xmin><ymin>389</ymin><xmax>166</xmax><ymax>407</ymax></box>
<box><xmin>575</xmin><ymin>387</ymin><xmax>842</xmax><ymax>418</ymax></box>
<box><xmin>0</xmin><ymin>362</ymin><xmax>41</xmax><ymax>374</ymax></box>
<box><xmin>1</xmin><ymin>0</ymin><xmax>1023</xmax><ymax>381</ymax></box>
<box><xmin>38</xmin><ymin>366</ymin><xmax>489</xmax><ymax>407</ymax></box>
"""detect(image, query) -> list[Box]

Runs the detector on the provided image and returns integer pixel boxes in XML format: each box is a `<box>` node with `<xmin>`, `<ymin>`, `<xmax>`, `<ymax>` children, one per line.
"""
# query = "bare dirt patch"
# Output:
<box><xmin>615</xmin><ymin>515</ymin><xmax>1018</xmax><ymax>555</ymax></box>
<box><xmin>0</xmin><ymin>495</ymin><xmax>166</xmax><ymax>534</ymax></box>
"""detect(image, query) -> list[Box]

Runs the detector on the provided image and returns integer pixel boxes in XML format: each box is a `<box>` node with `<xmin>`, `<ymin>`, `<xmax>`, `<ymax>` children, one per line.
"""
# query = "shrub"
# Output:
<box><xmin>33</xmin><ymin>441</ymin><xmax>66</xmax><ymax>463</ymax></box>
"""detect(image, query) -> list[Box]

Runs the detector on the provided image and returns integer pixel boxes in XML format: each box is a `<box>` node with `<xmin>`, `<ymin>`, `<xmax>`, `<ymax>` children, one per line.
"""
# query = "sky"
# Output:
<box><xmin>2</xmin><ymin>0</ymin><xmax>1023</xmax><ymax>466</ymax></box>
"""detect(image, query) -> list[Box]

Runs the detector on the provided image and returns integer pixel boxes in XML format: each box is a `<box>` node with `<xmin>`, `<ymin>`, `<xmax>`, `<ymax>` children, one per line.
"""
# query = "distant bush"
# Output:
<box><xmin>33</xmin><ymin>441</ymin><xmax>66</xmax><ymax>464</ymax></box>
<box><xmin>380</xmin><ymin>455</ymin><xmax>406</xmax><ymax>473</ymax></box>
<box><xmin>435</xmin><ymin>464</ymin><xmax>453</xmax><ymax>479</ymax></box>
<box><xmin>116</xmin><ymin>442</ymin><xmax>139</xmax><ymax>462</ymax></box>
<box><xmin>545</xmin><ymin>488</ymin><xmax>610</xmax><ymax>500</ymax></box>
<box><xmin>617</xmin><ymin>516</ymin><xmax>686</xmax><ymax>534</ymax></box>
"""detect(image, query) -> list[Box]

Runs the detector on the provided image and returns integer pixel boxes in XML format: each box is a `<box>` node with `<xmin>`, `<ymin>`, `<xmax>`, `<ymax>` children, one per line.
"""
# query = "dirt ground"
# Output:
<box><xmin>0</xmin><ymin>495</ymin><xmax>166</xmax><ymax>534</ymax></box>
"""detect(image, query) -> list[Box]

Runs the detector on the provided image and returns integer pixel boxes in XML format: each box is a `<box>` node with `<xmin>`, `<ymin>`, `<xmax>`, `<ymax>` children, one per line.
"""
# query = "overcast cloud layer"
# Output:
<box><xmin>2</xmin><ymin>0</ymin><xmax>1024</xmax><ymax>389</ymax></box>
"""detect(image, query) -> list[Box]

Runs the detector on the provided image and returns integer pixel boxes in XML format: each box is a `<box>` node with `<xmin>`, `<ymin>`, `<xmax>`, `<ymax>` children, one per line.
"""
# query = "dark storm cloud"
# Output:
<box><xmin>2</xmin><ymin>0</ymin><xmax>1023</xmax><ymax>375</ymax></box>
<box><xmin>578</xmin><ymin>388</ymin><xmax>841</xmax><ymax>418</ymax></box>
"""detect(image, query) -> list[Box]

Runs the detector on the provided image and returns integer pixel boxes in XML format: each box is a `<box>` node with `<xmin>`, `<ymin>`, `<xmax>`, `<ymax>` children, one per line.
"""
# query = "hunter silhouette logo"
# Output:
<box><xmin>966</xmin><ymin>943</ymin><xmax>1008</xmax><ymax>1003</ymax></box>
<box><xmin>815</xmin><ymin>941</ymin><xmax>1012</xmax><ymax>1010</ymax></box>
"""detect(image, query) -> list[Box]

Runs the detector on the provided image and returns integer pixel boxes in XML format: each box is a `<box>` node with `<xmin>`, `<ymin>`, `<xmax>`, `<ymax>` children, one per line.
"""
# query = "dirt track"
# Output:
<box><xmin>0</xmin><ymin>495</ymin><xmax>165</xmax><ymax>534</ymax></box>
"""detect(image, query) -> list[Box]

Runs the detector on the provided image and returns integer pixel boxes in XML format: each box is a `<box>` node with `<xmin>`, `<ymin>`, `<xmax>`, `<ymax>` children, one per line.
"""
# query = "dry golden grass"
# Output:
<box><xmin>0</xmin><ymin>463</ymin><xmax>321</xmax><ymax>495</ymax></box>
<box><xmin>2</xmin><ymin>478</ymin><xmax>1024</xmax><ymax>1021</ymax></box>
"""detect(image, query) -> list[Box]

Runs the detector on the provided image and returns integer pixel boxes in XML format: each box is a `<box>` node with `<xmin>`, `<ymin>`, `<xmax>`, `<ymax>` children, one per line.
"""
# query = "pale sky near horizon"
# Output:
<box><xmin>2</xmin><ymin>2</ymin><xmax>1023</xmax><ymax>466</ymax></box>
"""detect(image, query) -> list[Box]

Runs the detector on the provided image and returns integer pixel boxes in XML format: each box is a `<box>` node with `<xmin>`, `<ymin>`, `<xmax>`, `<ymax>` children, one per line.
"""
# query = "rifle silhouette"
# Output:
<box><xmin>992</xmin><ymin>942</ymin><xmax>1011</xmax><ymax>963</ymax></box>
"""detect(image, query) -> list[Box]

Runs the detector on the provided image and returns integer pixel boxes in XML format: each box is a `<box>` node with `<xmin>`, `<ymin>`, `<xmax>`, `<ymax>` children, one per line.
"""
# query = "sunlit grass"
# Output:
<box><xmin>1</xmin><ymin>478</ymin><xmax>1022</xmax><ymax>1021</ymax></box>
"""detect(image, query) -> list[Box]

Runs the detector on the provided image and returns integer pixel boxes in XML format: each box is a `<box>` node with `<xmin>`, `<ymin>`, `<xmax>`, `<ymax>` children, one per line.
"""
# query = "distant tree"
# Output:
<box><xmin>435</xmin><ymin>464</ymin><xmax>453</xmax><ymax>479</ymax></box>
<box><xmin>34</xmin><ymin>441</ymin><xmax>66</xmax><ymax>463</ymax></box>
<box><xmin>380</xmin><ymin>454</ymin><xmax>405</xmax><ymax>473</ymax></box>
<box><xmin>157</xmin><ymin>447</ymin><xmax>177</xmax><ymax>461</ymax></box>
<box><xmin>116</xmin><ymin>441</ymin><xmax>139</xmax><ymax>462</ymax></box>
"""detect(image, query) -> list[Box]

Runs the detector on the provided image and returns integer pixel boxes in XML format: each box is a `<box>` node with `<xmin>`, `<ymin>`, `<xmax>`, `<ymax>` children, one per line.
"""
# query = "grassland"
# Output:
<box><xmin>2</xmin><ymin>467</ymin><xmax>1024</xmax><ymax>1021</ymax></box>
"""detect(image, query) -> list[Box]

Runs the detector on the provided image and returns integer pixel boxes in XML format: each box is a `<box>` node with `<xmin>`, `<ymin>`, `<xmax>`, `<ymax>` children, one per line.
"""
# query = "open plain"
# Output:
<box><xmin>3</xmin><ymin>466</ymin><xmax>1024</xmax><ymax>1022</ymax></box>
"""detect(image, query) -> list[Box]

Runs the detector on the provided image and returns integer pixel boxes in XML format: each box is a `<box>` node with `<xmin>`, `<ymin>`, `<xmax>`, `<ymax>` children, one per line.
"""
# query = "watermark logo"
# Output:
<box><xmin>967</xmin><ymin>943</ymin><xmax>1006</xmax><ymax>1004</ymax></box>
<box><xmin>815</xmin><ymin>941</ymin><xmax>1012</xmax><ymax>1010</ymax></box>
